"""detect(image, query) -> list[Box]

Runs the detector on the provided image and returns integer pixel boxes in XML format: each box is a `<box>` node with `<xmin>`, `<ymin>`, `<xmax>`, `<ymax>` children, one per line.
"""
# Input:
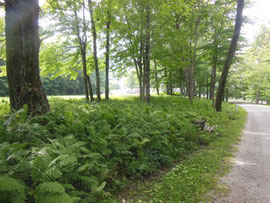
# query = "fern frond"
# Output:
<box><xmin>0</xmin><ymin>175</ymin><xmax>25</xmax><ymax>193</ymax></box>
<box><xmin>44</xmin><ymin>167</ymin><xmax>63</xmax><ymax>181</ymax></box>
<box><xmin>62</xmin><ymin>184</ymin><xmax>75</xmax><ymax>191</ymax></box>
<box><xmin>36</xmin><ymin>182</ymin><xmax>66</xmax><ymax>194</ymax></box>
<box><xmin>70</xmin><ymin>141</ymin><xmax>86</xmax><ymax>149</ymax></box>
<box><xmin>0</xmin><ymin>175</ymin><xmax>26</xmax><ymax>202</ymax></box>
<box><xmin>35</xmin><ymin>182</ymin><xmax>73</xmax><ymax>203</ymax></box>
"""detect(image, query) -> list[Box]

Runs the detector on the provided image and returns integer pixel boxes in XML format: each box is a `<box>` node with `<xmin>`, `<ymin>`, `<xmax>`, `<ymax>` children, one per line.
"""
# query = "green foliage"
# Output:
<box><xmin>0</xmin><ymin>97</ymin><xmax>242</xmax><ymax>202</ymax></box>
<box><xmin>123</xmin><ymin>104</ymin><xmax>247</xmax><ymax>202</ymax></box>
<box><xmin>229</xmin><ymin>25</ymin><xmax>270</xmax><ymax>102</ymax></box>
<box><xmin>0</xmin><ymin>175</ymin><xmax>26</xmax><ymax>203</ymax></box>
<box><xmin>35</xmin><ymin>182</ymin><xmax>73</xmax><ymax>203</ymax></box>
<box><xmin>0</xmin><ymin>77</ymin><xmax>9</xmax><ymax>96</ymax></box>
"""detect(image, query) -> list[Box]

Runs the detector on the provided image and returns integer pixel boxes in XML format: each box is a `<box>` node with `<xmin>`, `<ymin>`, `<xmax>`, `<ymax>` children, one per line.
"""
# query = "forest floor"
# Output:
<box><xmin>117</xmin><ymin>102</ymin><xmax>247</xmax><ymax>202</ymax></box>
<box><xmin>0</xmin><ymin>96</ymin><xmax>247</xmax><ymax>202</ymax></box>
<box><xmin>215</xmin><ymin>104</ymin><xmax>270</xmax><ymax>203</ymax></box>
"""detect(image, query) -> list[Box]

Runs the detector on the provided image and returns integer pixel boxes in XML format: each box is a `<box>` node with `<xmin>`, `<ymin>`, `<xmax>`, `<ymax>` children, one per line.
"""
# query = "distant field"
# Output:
<box><xmin>0</xmin><ymin>95</ymin><xmax>86</xmax><ymax>103</ymax></box>
<box><xmin>0</xmin><ymin>95</ymin><xmax>141</xmax><ymax>102</ymax></box>
<box><xmin>49</xmin><ymin>95</ymin><xmax>140</xmax><ymax>100</ymax></box>
<box><xmin>48</xmin><ymin>95</ymin><xmax>85</xmax><ymax>100</ymax></box>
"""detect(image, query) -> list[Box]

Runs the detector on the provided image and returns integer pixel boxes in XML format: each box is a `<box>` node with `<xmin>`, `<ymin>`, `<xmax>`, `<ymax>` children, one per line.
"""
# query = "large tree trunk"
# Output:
<box><xmin>5</xmin><ymin>0</ymin><xmax>49</xmax><ymax>115</ymax></box>
<box><xmin>215</xmin><ymin>0</ymin><xmax>244</xmax><ymax>111</ymax></box>
<box><xmin>89</xmin><ymin>0</ymin><xmax>101</xmax><ymax>101</ymax></box>
<box><xmin>144</xmin><ymin>2</ymin><xmax>151</xmax><ymax>104</ymax></box>
<box><xmin>105</xmin><ymin>19</ymin><xmax>111</xmax><ymax>100</ymax></box>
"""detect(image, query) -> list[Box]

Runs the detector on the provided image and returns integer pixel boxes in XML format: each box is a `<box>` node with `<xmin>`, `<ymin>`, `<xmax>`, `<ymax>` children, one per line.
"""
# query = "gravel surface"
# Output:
<box><xmin>219</xmin><ymin>104</ymin><xmax>270</xmax><ymax>203</ymax></box>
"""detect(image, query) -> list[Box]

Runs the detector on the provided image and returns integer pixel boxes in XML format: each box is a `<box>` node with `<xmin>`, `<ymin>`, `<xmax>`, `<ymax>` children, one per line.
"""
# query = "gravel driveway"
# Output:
<box><xmin>219</xmin><ymin>104</ymin><xmax>270</xmax><ymax>203</ymax></box>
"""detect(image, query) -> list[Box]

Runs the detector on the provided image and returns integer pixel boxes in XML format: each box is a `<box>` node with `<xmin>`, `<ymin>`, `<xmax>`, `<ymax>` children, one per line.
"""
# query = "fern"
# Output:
<box><xmin>0</xmin><ymin>175</ymin><xmax>26</xmax><ymax>203</ymax></box>
<box><xmin>36</xmin><ymin>182</ymin><xmax>65</xmax><ymax>194</ymax></box>
<box><xmin>35</xmin><ymin>182</ymin><xmax>73</xmax><ymax>203</ymax></box>
<box><xmin>35</xmin><ymin>193</ymin><xmax>73</xmax><ymax>203</ymax></box>
<box><xmin>0</xmin><ymin>97</ymin><xmax>238</xmax><ymax>202</ymax></box>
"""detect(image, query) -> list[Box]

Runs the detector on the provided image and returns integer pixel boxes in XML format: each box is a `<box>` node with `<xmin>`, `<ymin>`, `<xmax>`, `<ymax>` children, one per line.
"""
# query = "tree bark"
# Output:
<box><xmin>144</xmin><ymin>2</ymin><xmax>151</xmax><ymax>104</ymax></box>
<box><xmin>105</xmin><ymin>18</ymin><xmax>111</xmax><ymax>100</ymax></box>
<box><xmin>88</xmin><ymin>0</ymin><xmax>101</xmax><ymax>101</ymax></box>
<box><xmin>5</xmin><ymin>0</ymin><xmax>49</xmax><ymax>115</ymax></box>
<box><xmin>215</xmin><ymin>0</ymin><xmax>245</xmax><ymax>112</ymax></box>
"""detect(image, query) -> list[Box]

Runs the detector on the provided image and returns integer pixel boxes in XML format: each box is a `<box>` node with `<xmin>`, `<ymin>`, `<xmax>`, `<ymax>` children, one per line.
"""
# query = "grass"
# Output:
<box><xmin>118</xmin><ymin>104</ymin><xmax>247</xmax><ymax>202</ymax></box>
<box><xmin>0</xmin><ymin>96</ymin><xmax>247</xmax><ymax>202</ymax></box>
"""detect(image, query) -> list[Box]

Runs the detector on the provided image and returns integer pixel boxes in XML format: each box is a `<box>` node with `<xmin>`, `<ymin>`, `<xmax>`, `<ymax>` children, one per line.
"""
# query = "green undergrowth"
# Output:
<box><xmin>121</xmin><ymin>102</ymin><xmax>247</xmax><ymax>203</ymax></box>
<box><xmin>0</xmin><ymin>96</ymin><xmax>246</xmax><ymax>202</ymax></box>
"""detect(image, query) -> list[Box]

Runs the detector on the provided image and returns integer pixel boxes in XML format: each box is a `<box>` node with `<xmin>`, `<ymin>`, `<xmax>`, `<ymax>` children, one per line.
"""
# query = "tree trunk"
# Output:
<box><xmin>210</xmin><ymin>53</ymin><xmax>217</xmax><ymax>106</ymax></box>
<box><xmin>226</xmin><ymin>87</ymin><xmax>229</xmax><ymax>102</ymax></box>
<box><xmin>139</xmin><ymin>62</ymin><xmax>144</xmax><ymax>101</ymax></box>
<box><xmin>74</xmin><ymin>6</ymin><xmax>94</xmax><ymax>101</ymax></box>
<box><xmin>5</xmin><ymin>0</ymin><xmax>49</xmax><ymax>115</ymax></box>
<box><xmin>169</xmin><ymin>70</ymin><xmax>173</xmax><ymax>95</ymax></box>
<box><xmin>165</xmin><ymin>67</ymin><xmax>170</xmax><ymax>95</ymax></box>
<box><xmin>139</xmin><ymin>40</ymin><xmax>145</xmax><ymax>100</ymax></box>
<box><xmin>82</xmin><ymin>50</ymin><xmax>89</xmax><ymax>100</ymax></box>
<box><xmin>184</xmin><ymin>68</ymin><xmax>189</xmax><ymax>97</ymax></box>
<box><xmin>222</xmin><ymin>88</ymin><xmax>225</xmax><ymax>102</ymax></box>
<box><xmin>105</xmin><ymin>19</ymin><xmax>111</xmax><ymax>100</ymax></box>
<box><xmin>199</xmin><ymin>84</ymin><xmax>202</xmax><ymax>98</ymax></box>
<box><xmin>206</xmin><ymin>75</ymin><xmax>209</xmax><ymax>99</ymax></box>
<box><xmin>215</xmin><ymin>0</ymin><xmax>244</xmax><ymax>112</ymax></box>
<box><xmin>144</xmin><ymin>2</ymin><xmax>151</xmax><ymax>104</ymax></box>
<box><xmin>154</xmin><ymin>59</ymin><xmax>159</xmax><ymax>95</ymax></box>
<box><xmin>89</xmin><ymin>0</ymin><xmax>101</xmax><ymax>101</ymax></box>
<box><xmin>188</xmin><ymin>20</ymin><xmax>200</xmax><ymax>104</ymax></box>
<box><xmin>256</xmin><ymin>89</ymin><xmax>260</xmax><ymax>104</ymax></box>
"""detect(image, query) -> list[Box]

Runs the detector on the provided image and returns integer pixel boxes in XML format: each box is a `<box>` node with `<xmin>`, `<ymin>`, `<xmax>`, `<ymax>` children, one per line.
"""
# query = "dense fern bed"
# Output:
<box><xmin>0</xmin><ymin>96</ymin><xmax>237</xmax><ymax>202</ymax></box>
